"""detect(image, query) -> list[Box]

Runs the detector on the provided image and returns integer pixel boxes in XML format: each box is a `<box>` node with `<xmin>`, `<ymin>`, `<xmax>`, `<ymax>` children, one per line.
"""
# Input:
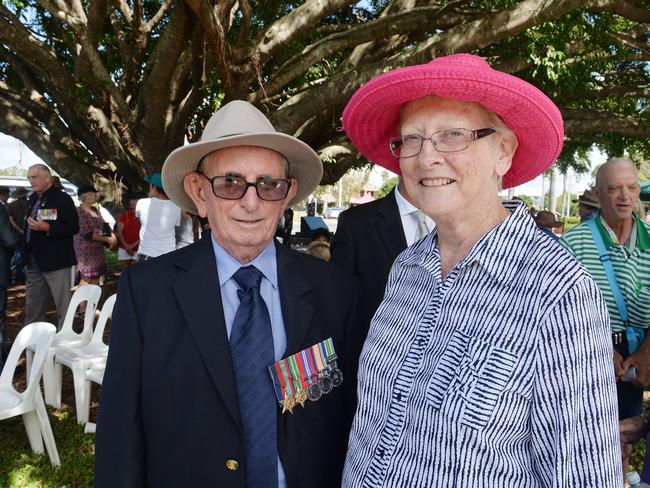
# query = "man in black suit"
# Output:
<box><xmin>0</xmin><ymin>199</ymin><xmax>17</xmax><ymax>369</ymax></box>
<box><xmin>331</xmin><ymin>182</ymin><xmax>433</xmax><ymax>344</ymax></box>
<box><xmin>95</xmin><ymin>101</ymin><xmax>360</xmax><ymax>488</ymax></box>
<box><xmin>24</xmin><ymin>164</ymin><xmax>79</xmax><ymax>329</ymax></box>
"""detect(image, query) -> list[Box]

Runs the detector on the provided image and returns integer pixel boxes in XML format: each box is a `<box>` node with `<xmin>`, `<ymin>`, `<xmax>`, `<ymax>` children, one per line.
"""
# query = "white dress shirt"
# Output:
<box><xmin>394</xmin><ymin>185</ymin><xmax>435</xmax><ymax>246</ymax></box>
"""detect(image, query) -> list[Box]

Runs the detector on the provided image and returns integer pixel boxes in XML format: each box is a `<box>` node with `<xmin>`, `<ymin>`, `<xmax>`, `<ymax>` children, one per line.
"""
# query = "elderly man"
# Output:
<box><xmin>95</xmin><ymin>101</ymin><xmax>361</xmax><ymax>488</ymax></box>
<box><xmin>24</xmin><ymin>164</ymin><xmax>79</xmax><ymax>329</ymax></box>
<box><xmin>561</xmin><ymin>159</ymin><xmax>650</xmax><ymax>420</ymax></box>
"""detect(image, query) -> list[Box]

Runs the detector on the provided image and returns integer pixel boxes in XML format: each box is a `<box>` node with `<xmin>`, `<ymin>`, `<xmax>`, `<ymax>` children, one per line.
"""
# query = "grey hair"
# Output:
<box><xmin>28</xmin><ymin>163</ymin><xmax>51</xmax><ymax>175</ymax></box>
<box><xmin>595</xmin><ymin>158</ymin><xmax>638</xmax><ymax>188</ymax></box>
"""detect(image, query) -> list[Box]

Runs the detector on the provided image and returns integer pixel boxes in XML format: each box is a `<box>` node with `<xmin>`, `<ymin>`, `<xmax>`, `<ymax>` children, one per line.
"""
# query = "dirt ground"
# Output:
<box><xmin>5</xmin><ymin>275</ymin><xmax>119</xmax><ymax>420</ymax></box>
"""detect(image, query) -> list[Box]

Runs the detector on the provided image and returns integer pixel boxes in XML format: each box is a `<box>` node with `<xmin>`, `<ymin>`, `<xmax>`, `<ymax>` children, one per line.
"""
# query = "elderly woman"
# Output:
<box><xmin>342</xmin><ymin>54</ymin><xmax>620</xmax><ymax>486</ymax></box>
<box><xmin>73</xmin><ymin>185</ymin><xmax>115</xmax><ymax>287</ymax></box>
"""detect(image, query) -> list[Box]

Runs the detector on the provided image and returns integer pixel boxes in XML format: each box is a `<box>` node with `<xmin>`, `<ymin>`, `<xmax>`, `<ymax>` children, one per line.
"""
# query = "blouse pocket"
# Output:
<box><xmin>426</xmin><ymin>329</ymin><xmax>518</xmax><ymax>430</ymax></box>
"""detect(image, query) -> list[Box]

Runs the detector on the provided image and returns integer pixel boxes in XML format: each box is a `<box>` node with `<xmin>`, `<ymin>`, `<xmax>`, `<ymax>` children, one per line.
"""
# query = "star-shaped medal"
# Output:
<box><xmin>282</xmin><ymin>396</ymin><xmax>296</xmax><ymax>414</ymax></box>
<box><xmin>295</xmin><ymin>389</ymin><xmax>308</xmax><ymax>408</ymax></box>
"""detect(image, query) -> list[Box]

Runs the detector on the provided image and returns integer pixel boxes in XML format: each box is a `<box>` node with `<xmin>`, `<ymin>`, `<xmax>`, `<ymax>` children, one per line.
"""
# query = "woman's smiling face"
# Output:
<box><xmin>397</xmin><ymin>96</ymin><xmax>516</xmax><ymax>222</ymax></box>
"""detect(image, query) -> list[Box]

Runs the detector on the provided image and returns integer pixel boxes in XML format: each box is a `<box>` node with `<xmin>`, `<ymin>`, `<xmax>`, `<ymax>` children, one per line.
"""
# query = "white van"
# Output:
<box><xmin>0</xmin><ymin>175</ymin><xmax>116</xmax><ymax>227</ymax></box>
<box><xmin>0</xmin><ymin>175</ymin><xmax>78</xmax><ymax>202</ymax></box>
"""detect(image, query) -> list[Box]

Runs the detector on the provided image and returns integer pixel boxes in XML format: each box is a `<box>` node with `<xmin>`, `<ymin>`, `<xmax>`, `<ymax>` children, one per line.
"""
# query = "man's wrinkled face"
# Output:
<box><xmin>27</xmin><ymin>167</ymin><xmax>52</xmax><ymax>194</ymax></box>
<box><xmin>595</xmin><ymin>162</ymin><xmax>640</xmax><ymax>225</ymax></box>
<box><xmin>186</xmin><ymin>146</ymin><xmax>297</xmax><ymax>262</ymax></box>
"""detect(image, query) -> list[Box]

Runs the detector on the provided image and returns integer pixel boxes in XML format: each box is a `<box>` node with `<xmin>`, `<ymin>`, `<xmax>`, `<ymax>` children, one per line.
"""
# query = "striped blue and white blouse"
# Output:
<box><xmin>343</xmin><ymin>201</ymin><xmax>621</xmax><ymax>487</ymax></box>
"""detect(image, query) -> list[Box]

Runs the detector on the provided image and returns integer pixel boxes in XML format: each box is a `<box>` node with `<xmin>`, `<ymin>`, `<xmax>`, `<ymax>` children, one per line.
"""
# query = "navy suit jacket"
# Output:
<box><xmin>95</xmin><ymin>236</ymin><xmax>361</xmax><ymax>488</ymax></box>
<box><xmin>25</xmin><ymin>187</ymin><xmax>78</xmax><ymax>271</ymax></box>
<box><xmin>331</xmin><ymin>188</ymin><xmax>407</xmax><ymax>338</ymax></box>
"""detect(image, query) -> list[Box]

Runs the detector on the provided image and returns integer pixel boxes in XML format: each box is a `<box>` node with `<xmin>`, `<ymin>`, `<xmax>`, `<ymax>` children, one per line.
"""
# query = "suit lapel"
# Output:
<box><xmin>171</xmin><ymin>237</ymin><xmax>241</xmax><ymax>429</ymax></box>
<box><xmin>276</xmin><ymin>242</ymin><xmax>314</xmax><ymax>357</ymax></box>
<box><xmin>376</xmin><ymin>189</ymin><xmax>407</xmax><ymax>260</ymax></box>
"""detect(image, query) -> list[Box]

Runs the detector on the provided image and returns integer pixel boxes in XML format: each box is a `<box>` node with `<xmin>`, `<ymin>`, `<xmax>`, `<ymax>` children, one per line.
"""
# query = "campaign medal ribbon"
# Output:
<box><xmin>269</xmin><ymin>359</ymin><xmax>294</xmax><ymax>414</ymax></box>
<box><xmin>268</xmin><ymin>338</ymin><xmax>343</xmax><ymax>412</ymax></box>
<box><xmin>305</xmin><ymin>346</ymin><xmax>323</xmax><ymax>401</ymax></box>
<box><xmin>324</xmin><ymin>337</ymin><xmax>343</xmax><ymax>387</ymax></box>
<box><xmin>287</xmin><ymin>354</ymin><xmax>307</xmax><ymax>408</ymax></box>
<box><xmin>279</xmin><ymin>359</ymin><xmax>296</xmax><ymax>414</ymax></box>
<box><xmin>269</xmin><ymin>359</ymin><xmax>293</xmax><ymax>414</ymax></box>
<box><xmin>313</xmin><ymin>342</ymin><xmax>333</xmax><ymax>394</ymax></box>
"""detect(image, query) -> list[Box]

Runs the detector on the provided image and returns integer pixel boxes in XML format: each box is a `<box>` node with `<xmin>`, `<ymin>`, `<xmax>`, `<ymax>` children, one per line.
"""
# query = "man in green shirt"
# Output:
<box><xmin>560</xmin><ymin>158</ymin><xmax>650</xmax><ymax>419</ymax></box>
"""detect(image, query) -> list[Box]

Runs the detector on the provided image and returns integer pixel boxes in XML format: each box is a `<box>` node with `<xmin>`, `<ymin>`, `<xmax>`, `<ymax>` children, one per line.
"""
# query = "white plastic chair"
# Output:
<box><xmin>81</xmin><ymin>366</ymin><xmax>106</xmax><ymax>434</ymax></box>
<box><xmin>0</xmin><ymin>322</ymin><xmax>60</xmax><ymax>465</ymax></box>
<box><xmin>54</xmin><ymin>294</ymin><xmax>116</xmax><ymax>424</ymax></box>
<box><xmin>27</xmin><ymin>284</ymin><xmax>102</xmax><ymax>408</ymax></box>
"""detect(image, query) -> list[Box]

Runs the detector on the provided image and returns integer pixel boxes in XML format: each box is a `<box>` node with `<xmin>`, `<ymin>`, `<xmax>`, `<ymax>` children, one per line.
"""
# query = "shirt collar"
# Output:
<box><xmin>394</xmin><ymin>184</ymin><xmax>419</xmax><ymax>217</ymax></box>
<box><xmin>596</xmin><ymin>211</ymin><xmax>650</xmax><ymax>251</ymax></box>
<box><xmin>404</xmin><ymin>201</ymin><xmax>535</xmax><ymax>285</ymax></box>
<box><xmin>211</xmin><ymin>237</ymin><xmax>278</xmax><ymax>289</ymax></box>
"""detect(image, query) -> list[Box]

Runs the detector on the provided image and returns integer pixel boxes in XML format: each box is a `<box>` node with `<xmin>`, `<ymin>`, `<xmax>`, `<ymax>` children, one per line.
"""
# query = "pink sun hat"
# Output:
<box><xmin>342</xmin><ymin>53</ymin><xmax>564</xmax><ymax>189</ymax></box>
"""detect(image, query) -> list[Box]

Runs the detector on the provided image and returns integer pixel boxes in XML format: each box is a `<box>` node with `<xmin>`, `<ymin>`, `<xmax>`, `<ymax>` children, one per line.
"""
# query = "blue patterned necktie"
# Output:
<box><xmin>230</xmin><ymin>266</ymin><xmax>278</xmax><ymax>488</ymax></box>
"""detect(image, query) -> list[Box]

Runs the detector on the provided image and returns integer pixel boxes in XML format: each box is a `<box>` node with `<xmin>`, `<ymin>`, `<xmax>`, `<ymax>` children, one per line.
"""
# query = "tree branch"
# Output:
<box><xmin>251</xmin><ymin>5</ymin><xmax>470</xmax><ymax>102</ymax></box>
<box><xmin>270</xmin><ymin>0</ymin><xmax>592</xmax><ymax>134</ymax></box>
<box><xmin>137</xmin><ymin>1</ymin><xmax>192</xmax><ymax>166</ymax></box>
<box><xmin>145</xmin><ymin>0</ymin><xmax>174</xmax><ymax>32</ymax></box>
<box><xmin>564</xmin><ymin>108</ymin><xmax>650</xmax><ymax>137</ymax></box>
<box><xmin>237</xmin><ymin>0</ymin><xmax>355</xmax><ymax>65</ymax></box>
<box><xmin>0</xmin><ymin>4</ymin><xmax>77</xmax><ymax>107</ymax></box>
<box><xmin>0</xmin><ymin>85</ymin><xmax>108</xmax><ymax>180</ymax></box>
<box><xmin>111</xmin><ymin>0</ymin><xmax>133</xmax><ymax>24</ymax></box>
<box><xmin>587</xmin><ymin>0</ymin><xmax>650</xmax><ymax>23</ymax></box>
<box><xmin>235</xmin><ymin>0</ymin><xmax>253</xmax><ymax>47</ymax></box>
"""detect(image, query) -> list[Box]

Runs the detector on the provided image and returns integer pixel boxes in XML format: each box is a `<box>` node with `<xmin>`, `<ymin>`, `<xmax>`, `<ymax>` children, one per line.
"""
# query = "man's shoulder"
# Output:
<box><xmin>339</xmin><ymin>192</ymin><xmax>395</xmax><ymax>222</ymax></box>
<box><xmin>279</xmin><ymin>245</ymin><xmax>358</xmax><ymax>286</ymax></box>
<box><xmin>135</xmin><ymin>197</ymin><xmax>150</xmax><ymax>210</ymax></box>
<box><xmin>560</xmin><ymin>220</ymin><xmax>593</xmax><ymax>247</ymax></box>
<box><xmin>45</xmin><ymin>188</ymin><xmax>75</xmax><ymax>206</ymax></box>
<box><xmin>127</xmin><ymin>239</ymin><xmax>207</xmax><ymax>280</ymax></box>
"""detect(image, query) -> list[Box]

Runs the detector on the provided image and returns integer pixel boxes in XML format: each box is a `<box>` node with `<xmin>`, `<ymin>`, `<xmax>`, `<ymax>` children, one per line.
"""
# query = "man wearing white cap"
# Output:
<box><xmin>96</xmin><ymin>101</ymin><xmax>361</xmax><ymax>488</ymax></box>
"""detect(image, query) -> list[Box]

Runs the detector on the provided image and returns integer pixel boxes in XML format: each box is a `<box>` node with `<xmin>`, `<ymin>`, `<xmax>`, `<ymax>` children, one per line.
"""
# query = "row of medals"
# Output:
<box><xmin>281</xmin><ymin>366</ymin><xmax>343</xmax><ymax>414</ymax></box>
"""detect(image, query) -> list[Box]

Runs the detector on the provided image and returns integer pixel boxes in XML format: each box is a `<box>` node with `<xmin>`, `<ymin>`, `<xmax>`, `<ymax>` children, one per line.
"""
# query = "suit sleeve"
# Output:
<box><xmin>0</xmin><ymin>205</ymin><xmax>18</xmax><ymax>249</ymax></box>
<box><xmin>47</xmin><ymin>193</ymin><xmax>80</xmax><ymax>238</ymax></box>
<box><xmin>95</xmin><ymin>268</ymin><xmax>146</xmax><ymax>487</ymax></box>
<box><xmin>330</xmin><ymin>210</ymin><xmax>356</xmax><ymax>274</ymax></box>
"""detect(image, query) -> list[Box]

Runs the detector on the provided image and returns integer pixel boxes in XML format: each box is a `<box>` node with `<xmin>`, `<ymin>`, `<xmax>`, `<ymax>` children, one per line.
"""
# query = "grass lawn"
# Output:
<box><xmin>0</xmin><ymin>408</ymin><xmax>95</xmax><ymax>487</ymax></box>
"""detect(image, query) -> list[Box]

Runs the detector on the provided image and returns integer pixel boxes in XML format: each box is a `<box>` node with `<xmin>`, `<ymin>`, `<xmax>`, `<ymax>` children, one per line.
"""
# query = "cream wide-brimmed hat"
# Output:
<box><xmin>162</xmin><ymin>101</ymin><xmax>323</xmax><ymax>213</ymax></box>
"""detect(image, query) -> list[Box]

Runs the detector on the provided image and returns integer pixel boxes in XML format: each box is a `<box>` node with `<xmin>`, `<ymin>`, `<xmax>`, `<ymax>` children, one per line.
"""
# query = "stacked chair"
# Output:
<box><xmin>54</xmin><ymin>293</ymin><xmax>116</xmax><ymax>426</ymax></box>
<box><xmin>0</xmin><ymin>322</ymin><xmax>60</xmax><ymax>465</ymax></box>
<box><xmin>27</xmin><ymin>284</ymin><xmax>102</xmax><ymax>408</ymax></box>
<box><xmin>2</xmin><ymin>284</ymin><xmax>117</xmax><ymax>466</ymax></box>
<box><xmin>81</xmin><ymin>366</ymin><xmax>106</xmax><ymax>434</ymax></box>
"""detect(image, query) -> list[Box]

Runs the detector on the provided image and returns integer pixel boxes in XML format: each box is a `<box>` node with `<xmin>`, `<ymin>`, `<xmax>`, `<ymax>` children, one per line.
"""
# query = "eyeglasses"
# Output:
<box><xmin>389</xmin><ymin>128</ymin><xmax>496</xmax><ymax>158</ymax></box>
<box><xmin>199</xmin><ymin>173</ymin><xmax>292</xmax><ymax>201</ymax></box>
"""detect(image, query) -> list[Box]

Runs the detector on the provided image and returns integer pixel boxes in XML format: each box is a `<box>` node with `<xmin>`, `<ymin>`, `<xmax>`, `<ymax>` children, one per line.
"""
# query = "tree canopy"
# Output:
<box><xmin>0</xmin><ymin>0</ymin><xmax>648</xmax><ymax>195</ymax></box>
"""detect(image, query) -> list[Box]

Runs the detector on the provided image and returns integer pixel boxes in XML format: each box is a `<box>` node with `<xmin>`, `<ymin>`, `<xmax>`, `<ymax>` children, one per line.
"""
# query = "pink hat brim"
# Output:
<box><xmin>342</xmin><ymin>54</ymin><xmax>564</xmax><ymax>189</ymax></box>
